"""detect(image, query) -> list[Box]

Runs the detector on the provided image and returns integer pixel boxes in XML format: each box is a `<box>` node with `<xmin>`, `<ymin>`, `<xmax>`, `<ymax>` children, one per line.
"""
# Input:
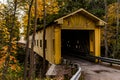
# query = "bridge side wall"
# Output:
<box><xmin>29</xmin><ymin>26</ymin><xmax>55</xmax><ymax>64</ymax></box>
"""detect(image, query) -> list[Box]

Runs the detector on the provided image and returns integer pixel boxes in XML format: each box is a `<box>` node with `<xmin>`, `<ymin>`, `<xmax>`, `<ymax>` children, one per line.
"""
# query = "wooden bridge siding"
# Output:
<box><xmin>45</xmin><ymin>26</ymin><xmax>55</xmax><ymax>63</ymax></box>
<box><xmin>29</xmin><ymin>26</ymin><xmax>55</xmax><ymax>64</ymax></box>
<box><xmin>62</xmin><ymin>13</ymin><xmax>95</xmax><ymax>30</ymax></box>
<box><xmin>34</xmin><ymin>31</ymin><xmax>43</xmax><ymax>57</ymax></box>
<box><xmin>34</xmin><ymin>32</ymin><xmax>41</xmax><ymax>54</ymax></box>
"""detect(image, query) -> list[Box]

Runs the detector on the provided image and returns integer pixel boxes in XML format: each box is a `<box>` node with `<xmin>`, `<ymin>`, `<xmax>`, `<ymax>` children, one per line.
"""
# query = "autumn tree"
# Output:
<box><xmin>28</xmin><ymin>0</ymin><xmax>37</xmax><ymax>79</ymax></box>
<box><xmin>106</xmin><ymin>2</ymin><xmax>120</xmax><ymax>58</ymax></box>
<box><xmin>104</xmin><ymin>0</ymin><xmax>108</xmax><ymax>57</ymax></box>
<box><xmin>42</xmin><ymin>0</ymin><xmax>46</xmax><ymax>78</ymax></box>
<box><xmin>0</xmin><ymin>0</ymin><xmax>26</xmax><ymax>79</ymax></box>
<box><xmin>116</xmin><ymin>0</ymin><xmax>120</xmax><ymax>58</ymax></box>
<box><xmin>23</xmin><ymin>0</ymin><xmax>59</xmax><ymax>34</ymax></box>
<box><xmin>24</xmin><ymin>0</ymin><xmax>33</xmax><ymax>80</ymax></box>
<box><xmin>0</xmin><ymin>1</ymin><xmax>19</xmax><ymax>79</ymax></box>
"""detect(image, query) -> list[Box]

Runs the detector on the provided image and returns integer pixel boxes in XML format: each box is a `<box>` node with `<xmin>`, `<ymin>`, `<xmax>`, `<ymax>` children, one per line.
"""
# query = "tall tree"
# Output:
<box><xmin>23</xmin><ymin>0</ymin><xmax>59</xmax><ymax>35</ymax></box>
<box><xmin>104</xmin><ymin>0</ymin><xmax>108</xmax><ymax>57</ymax></box>
<box><xmin>116</xmin><ymin>0</ymin><xmax>120</xmax><ymax>57</ymax></box>
<box><xmin>24</xmin><ymin>0</ymin><xmax>34</xmax><ymax>80</ymax></box>
<box><xmin>2</xmin><ymin>0</ymin><xmax>17</xmax><ymax>79</ymax></box>
<box><xmin>43</xmin><ymin>0</ymin><xmax>46</xmax><ymax>77</ymax></box>
<box><xmin>106</xmin><ymin>2</ymin><xmax>120</xmax><ymax>58</ymax></box>
<box><xmin>28</xmin><ymin>0</ymin><xmax>37</xmax><ymax>79</ymax></box>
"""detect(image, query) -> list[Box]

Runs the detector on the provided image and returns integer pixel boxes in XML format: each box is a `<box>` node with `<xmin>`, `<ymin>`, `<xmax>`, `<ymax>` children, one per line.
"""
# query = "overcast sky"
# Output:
<box><xmin>0</xmin><ymin>0</ymin><xmax>6</xmax><ymax>3</ymax></box>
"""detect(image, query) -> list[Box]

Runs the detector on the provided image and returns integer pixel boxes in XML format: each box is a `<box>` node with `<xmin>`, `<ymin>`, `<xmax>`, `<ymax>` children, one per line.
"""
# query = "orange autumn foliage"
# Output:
<box><xmin>0</xmin><ymin>38</ymin><xmax>21</xmax><ymax>71</ymax></box>
<box><xmin>23</xmin><ymin>0</ymin><xmax>59</xmax><ymax>28</ymax></box>
<box><xmin>0</xmin><ymin>54</ymin><xmax>21</xmax><ymax>71</ymax></box>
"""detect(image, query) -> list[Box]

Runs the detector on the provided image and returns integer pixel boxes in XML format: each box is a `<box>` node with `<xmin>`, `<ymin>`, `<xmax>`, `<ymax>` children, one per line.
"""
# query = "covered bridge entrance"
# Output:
<box><xmin>29</xmin><ymin>8</ymin><xmax>105</xmax><ymax>65</ymax></box>
<box><xmin>54</xmin><ymin>9</ymin><xmax>105</xmax><ymax>64</ymax></box>
<box><xmin>61</xmin><ymin>30</ymin><xmax>90</xmax><ymax>56</ymax></box>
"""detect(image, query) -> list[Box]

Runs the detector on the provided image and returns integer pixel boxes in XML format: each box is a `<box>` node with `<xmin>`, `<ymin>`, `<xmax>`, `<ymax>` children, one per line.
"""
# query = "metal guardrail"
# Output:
<box><xmin>86</xmin><ymin>55</ymin><xmax>120</xmax><ymax>65</ymax></box>
<box><xmin>70</xmin><ymin>64</ymin><xmax>81</xmax><ymax>80</ymax></box>
<box><xmin>97</xmin><ymin>57</ymin><xmax>120</xmax><ymax>65</ymax></box>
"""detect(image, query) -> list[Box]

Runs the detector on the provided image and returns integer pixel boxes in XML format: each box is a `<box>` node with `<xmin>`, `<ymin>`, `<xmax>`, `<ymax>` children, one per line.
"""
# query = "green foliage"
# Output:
<box><xmin>103</xmin><ymin>2</ymin><xmax>120</xmax><ymax>59</ymax></box>
<box><xmin>0</xmin><ymin>1</ymin><xmax>26</xmax><ymax>79</ymax></box>
<box><xmin>0</xmin><ymin>4</ymin><xmax>21</xmax><ymax>45</ymax></box>
<box><xmin>16</xmin><ymin>46</ymin><xmax>25</xmax><ymax>64</ymax></box>
<box><xmin>0</xmin><ymin>65</ymin><xmax>24</xmax><ymax>80</ymax></box>
<box><xmin>0</xmin><ymin>45</ymin><xmax>25</xmax><ymax>80</ymax></box>
<box><xmin>58</xmin><ymin>0</ymin><xmax>88</xmax><ymax>16</ymax></box>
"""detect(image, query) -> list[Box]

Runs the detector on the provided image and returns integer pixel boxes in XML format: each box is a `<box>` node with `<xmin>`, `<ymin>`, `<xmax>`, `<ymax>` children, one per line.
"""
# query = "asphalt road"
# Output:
<box><xmin>66</xmin><ymin>57</ymin><xmax>120</xmax><ymax>80</ymax></box>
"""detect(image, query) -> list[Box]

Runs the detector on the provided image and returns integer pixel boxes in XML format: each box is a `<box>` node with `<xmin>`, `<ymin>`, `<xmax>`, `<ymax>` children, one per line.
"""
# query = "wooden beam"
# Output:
<box><xmin>54</xmin><ymin>27</ymin><xmax>61</xmax><ymax>64</ymax></box>
<box><xmin>89</xmin><ymin>31</ymin><xmax>95</xmax><ymax>56</ymax></box>
<box><xmin>95</xmin><ymin>27</ymin><xmax>101</xmax><ymax>57</ymax></box>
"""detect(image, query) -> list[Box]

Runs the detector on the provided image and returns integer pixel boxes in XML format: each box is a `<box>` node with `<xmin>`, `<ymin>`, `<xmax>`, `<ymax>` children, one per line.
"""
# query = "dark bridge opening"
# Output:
<box><xmin>61</xmin><ymin>30</ymin><xmax>90</xmax><ymax>58</ymax></box>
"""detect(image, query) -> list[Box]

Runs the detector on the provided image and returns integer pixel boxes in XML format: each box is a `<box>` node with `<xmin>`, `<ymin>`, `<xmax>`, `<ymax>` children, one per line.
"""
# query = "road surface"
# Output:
<box><xmin>67</xmin><ymin>57</ymin><xmax>120</xmax><ymax>80</ymax></box>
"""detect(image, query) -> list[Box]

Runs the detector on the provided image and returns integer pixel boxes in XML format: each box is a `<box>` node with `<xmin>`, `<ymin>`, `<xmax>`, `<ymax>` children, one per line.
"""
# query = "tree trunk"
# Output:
<box><xmin>28</xmin><ymin>0</ymin><xmax>37</xmax><ymax>79</ymax></box>
<box><xmin>116</xmin><ymin>0</ymin><xmax>120</xmax><ymax>58</ymax></box>
<box><xmin>104</xmin><ymin>0</ymin><xmax>108</xmax><ymax>57</ymax></box>
<box><xmin>43</xmin><ymin>0</ymin><xmax>46</xmax><ymax>78</ymax></box>
<box><xmin>24</xmin><ymin>0</ymin><xmax>34</xmax><ymax>80</ymax></box>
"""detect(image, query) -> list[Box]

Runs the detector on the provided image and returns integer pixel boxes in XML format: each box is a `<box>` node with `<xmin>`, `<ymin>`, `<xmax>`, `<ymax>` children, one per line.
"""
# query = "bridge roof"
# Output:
<box><xmin>55</xmin><ymin>8</ymin><xmax>106</xmax><ymax>26</ymax></box>
<box><xmin>35</xmin><ymin>8</ymin><xmax>106</xmax><ymax>33</ymax></box>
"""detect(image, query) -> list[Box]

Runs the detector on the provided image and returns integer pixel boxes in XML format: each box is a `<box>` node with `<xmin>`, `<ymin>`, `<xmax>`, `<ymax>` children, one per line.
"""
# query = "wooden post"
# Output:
<box><xmin>89</xmin><ymin>31</ymin><xmax>95</xmax><ymax>56</ymax></box>
<box><xmin>95</xmin><ymin>27</ymin><xmax>101</xmax><ymax>57</ymax></box>
<box><xmin>55</xmin><ymin>27</ymin><xmax>61</xmax><ymax>64</ymax></box>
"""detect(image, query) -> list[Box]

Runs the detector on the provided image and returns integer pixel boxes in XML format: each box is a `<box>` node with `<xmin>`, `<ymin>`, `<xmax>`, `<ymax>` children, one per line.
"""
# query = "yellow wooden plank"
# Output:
<box><xmin>63</xmin><ymin>14</ymin><xmax>96</xmax><ymax>29</ymax></box>
<box><xmin>95</xmin><ymin>27</ymin><xmax>101</xmax><ymax>57</ymax></box>
<box><xmin>89</xmin><ymin>31</ymin><xmax>95</xmax><ymax>56</ymax></box>
<box><xmin>54</xmin><ymin>27</ymin><xmax>61</xmax><ymax>64</ymax></box>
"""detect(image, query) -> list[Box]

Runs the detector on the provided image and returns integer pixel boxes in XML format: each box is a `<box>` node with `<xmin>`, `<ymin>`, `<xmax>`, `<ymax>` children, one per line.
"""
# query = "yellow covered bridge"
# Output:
<box><xmin>29</xmin><ymin>8</ymin><xmax>105</xmax><ymax>64</ymax></box>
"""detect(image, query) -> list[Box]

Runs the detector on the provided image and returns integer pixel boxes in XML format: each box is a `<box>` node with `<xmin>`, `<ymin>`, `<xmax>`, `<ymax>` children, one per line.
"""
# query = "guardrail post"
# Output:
<box><xmin>110</xmin><ymin>63</ymin><xmax>112</xmax><ymax>66</ymax></box>
<box><xmin>70</xmin><ymin>63</ymin><xmax>81</xmax><ymax>80</ymax></box>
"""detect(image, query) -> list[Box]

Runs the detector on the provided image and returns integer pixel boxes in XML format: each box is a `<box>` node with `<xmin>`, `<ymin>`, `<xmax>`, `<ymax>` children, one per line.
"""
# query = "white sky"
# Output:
<box><xmin>0</xmin><ymin>0</ymin><xmax>6</xmax><ymax>4</ymax></box>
